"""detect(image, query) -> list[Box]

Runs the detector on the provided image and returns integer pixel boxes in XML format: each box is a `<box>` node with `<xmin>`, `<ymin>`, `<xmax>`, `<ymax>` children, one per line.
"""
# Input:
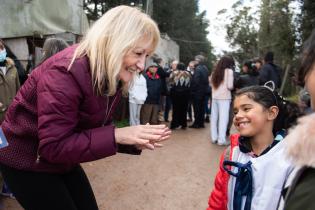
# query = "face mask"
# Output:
<box><xmin>0</xmin><ymin>49</ymin><xmax>7</xmax><ymax>62</ymax></box>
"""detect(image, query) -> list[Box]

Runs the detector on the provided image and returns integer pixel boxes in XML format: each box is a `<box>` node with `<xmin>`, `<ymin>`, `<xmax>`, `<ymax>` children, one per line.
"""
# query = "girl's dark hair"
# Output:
<box><xmin>235</xmin><ymin>86</ymin><xmax>301</xmax><ymax>135</ymax></box>
<box><xmin>243</xmin><ymin>60</ymin><xmax>258</xmax><ymax>76</ymax></box>
<box><xmin>39</xmin><ymin>38</ymin><xmax>69</xmax><ymax>65</ymax></box>
<box><xmin>298</xmin><ymin>29</ymin><xmax>315</xmax><ymax>86</ymax></box>
<box><xmin>177</xmin><ymin>62</ymin><xmax>186</xmax><ymax>71</ymax></box>
<box><xmin>211</xmin><ymin>56</ymin><xmax>235</xmax><ymax>89</ymax></box>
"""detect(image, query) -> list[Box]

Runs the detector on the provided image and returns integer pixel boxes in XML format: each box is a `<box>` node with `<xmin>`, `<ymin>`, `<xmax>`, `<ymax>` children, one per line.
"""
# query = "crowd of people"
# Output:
<box><xmin>0</xmin><ymin>4</ymin><xmax>315</xmax><ymax>210</ymax></box>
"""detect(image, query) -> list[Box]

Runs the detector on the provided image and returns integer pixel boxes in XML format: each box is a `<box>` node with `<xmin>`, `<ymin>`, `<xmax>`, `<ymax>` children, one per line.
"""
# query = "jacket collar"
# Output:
<box><xmin>239</xmin><ymin>130</ymin><xmax>286</xmax><ymax>157</ymax></box>
<box><xmin>286</xmin><ymin>113</ymin><xmax>315</xmax><ymax>167</ymax></box>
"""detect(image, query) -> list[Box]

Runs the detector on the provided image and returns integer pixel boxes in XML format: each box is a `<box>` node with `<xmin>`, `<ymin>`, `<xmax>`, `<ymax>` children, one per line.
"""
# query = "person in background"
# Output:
<box><xmin>164</xmin><ymin>60</ymin><xmax>177</xmax><ymax>122</ymax></box>
<box><xmin>259</xmin><ymin>52</ymin><xmax>282</xmax><ymax>89</ymax></box>
<box><xmin>169</xmin><ymin>62</ymin><xmax>191</xmax><ymax>129</ymax></box>
<box><xmin>39</xmin><ymin>37</ymin><xmax>69</xmax><ymax>65</ymax></box>
<box><xmin>3</xmin><ymin>44</ymin><xmax>27</xmax><ymax>85</ymax></box>
<box><xmin>234</xmin><ymin>60</ymin><xmax>259</xmax><ymax>90</ymax></box>
<box><xmin>0</xmin><ymin>6</ymin><xmax>171</xmax><ymax>210</ymax></box>
<box><xmin>186</xmin><ymin>60</ymin><xmax>196</xmax><ymax>122</ymax></box>
<box><xmin>298</xmin><ymin>88</ymin><xmax>312</xmax><ymax>115</ymax></box>
<box><xmin>129</xmin><ymin>72</ymin><xmax>147</xmax><ymax>126</ymax></box>
<box><xmin>153</xmin><ymin>56</ymin><xmax>170</xmax><ymax>123</ymax></box>
<box><xmin>141</xmin><ymin>65</ymin><xmax>162</xmax><ymax>125</ymax></box>
<box><xmin>282</xmin><ymin>29</ymin><xmax>315</xmax><ymax>210</ymax></box>
<box><xmin>253</xmin><ymin>57</ymin><xmax>263</xmax><ymax>72</ymax></box>
<box><xmin>0</xmin><ymin>39</ymin><xmax>20</xmax><ymax>198</ymax></box>
<box><xmin>210</xmin><ymin>56</ymin><xmax>234</xmax><ymax>145</ymax></box>
<box><xmin>208</xmin><ymin>85</ymin><xmax>301</xmax><ymax>210</ymax></box>
<box><xmin>190</xmin><ymin>55</ymin><xmax>209</xmax><ymax>128</ymax></box>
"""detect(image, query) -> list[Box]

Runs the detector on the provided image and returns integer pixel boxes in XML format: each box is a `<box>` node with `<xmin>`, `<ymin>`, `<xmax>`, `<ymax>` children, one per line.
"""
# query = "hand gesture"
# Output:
<box><xmin>115</xmin><ymin>124</ymin><xmax>171</xmax><ymax>150</ymax></box>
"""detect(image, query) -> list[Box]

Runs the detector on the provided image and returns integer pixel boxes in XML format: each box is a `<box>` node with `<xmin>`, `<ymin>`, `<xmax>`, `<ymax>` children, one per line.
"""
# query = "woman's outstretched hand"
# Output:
<box><xmin>115</xmin><ymin>124</ymin><xmax>171</xmax><ymax>150</ymax></box>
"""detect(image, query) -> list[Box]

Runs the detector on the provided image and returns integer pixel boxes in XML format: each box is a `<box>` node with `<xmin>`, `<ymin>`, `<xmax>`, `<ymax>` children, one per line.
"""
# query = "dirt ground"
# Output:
<box><xmin>0</xmin><ymin>123</ymin><xmax>226</xmax><ymax>210</ymax></box>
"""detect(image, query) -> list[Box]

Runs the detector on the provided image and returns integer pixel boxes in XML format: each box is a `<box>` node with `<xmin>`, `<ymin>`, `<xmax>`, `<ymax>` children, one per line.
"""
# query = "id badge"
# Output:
<box><xmin>0</xmin><ymin>127</ymin><xmax>9</xmax><ymax>148</ymax></box>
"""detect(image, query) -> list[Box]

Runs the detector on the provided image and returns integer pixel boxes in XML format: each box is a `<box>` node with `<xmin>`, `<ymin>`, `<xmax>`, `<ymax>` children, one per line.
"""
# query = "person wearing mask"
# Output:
<box><xmin>0</xmin><ymin>39</ymin><xmax>20</xmax><ymax>198</ymax></box>
<box><xmin>0</xmin><ymin>6</ymin><xmax>171</xmax><ymax>210</ymax></box>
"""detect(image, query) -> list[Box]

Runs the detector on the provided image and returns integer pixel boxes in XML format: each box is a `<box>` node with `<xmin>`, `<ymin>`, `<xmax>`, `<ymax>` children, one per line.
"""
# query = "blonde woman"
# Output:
<box><xmin>0</xmin><ymin>6</ymin><xmax>171</xmax><ymax>210</ymax></box>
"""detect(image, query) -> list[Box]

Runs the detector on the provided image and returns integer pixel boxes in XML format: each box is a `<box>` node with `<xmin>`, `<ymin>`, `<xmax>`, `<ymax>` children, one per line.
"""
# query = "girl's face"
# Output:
<box><xmin>305</xmin><ymin>64</ymin><xmax>315</xmax><ymax>109</ymax></box>
<box><xmin>233</xmin><ymin>94</ymin><xmax>278</xmax><ymax>137</ymax></box>
<box><xmin>120</xmin><ymin>38</ymin><xmax>152</xmax><ymax>83</ymax></box>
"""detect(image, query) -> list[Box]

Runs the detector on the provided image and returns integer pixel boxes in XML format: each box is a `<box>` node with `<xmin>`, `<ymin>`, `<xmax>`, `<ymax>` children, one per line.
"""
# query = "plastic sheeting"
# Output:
<box><xmin>0</xmin><ymin>0</ymin><xmax>89</xmax><ymax>38</ymax></box>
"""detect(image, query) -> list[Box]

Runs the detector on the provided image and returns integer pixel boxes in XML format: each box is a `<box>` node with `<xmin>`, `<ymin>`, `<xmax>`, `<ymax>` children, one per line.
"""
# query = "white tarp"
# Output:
<box><xmin>0</xmin><ymin>0</ymin><xmax>89</xmax><ymax>38</ymax></box>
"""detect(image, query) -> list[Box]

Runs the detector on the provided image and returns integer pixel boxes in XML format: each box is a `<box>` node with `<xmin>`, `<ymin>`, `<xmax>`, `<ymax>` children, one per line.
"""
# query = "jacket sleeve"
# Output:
<box><xmin>37</xmin><ymin>69</ymin><xmax>117</xmax><ymax>164</ymax></box>
<box><xmin>207</xmin><ymin>149</ymin><xmax>229</xmax><ymax>210</ymax></box>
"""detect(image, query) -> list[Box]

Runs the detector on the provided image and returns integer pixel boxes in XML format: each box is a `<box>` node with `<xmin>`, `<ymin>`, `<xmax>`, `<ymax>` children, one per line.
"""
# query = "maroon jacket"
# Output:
<box><xmin>0</xmin><ymin>45</ymin><xmax>130</xmax><ymax>173</ymax></box>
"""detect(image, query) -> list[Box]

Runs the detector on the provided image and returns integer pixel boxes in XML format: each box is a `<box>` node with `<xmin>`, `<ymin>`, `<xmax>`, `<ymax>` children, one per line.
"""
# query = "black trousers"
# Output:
<box><xmin>192</xmin><ymin>96</ymin><xmax>206</xmax><ymax>127</ymax></box>
<box><xmin>0</xmin><ymin>164</ymin><xmax>98</xmax><ymax>210</ymax></box>
<box><xmin>170</xmin><ymin>92</ymin><xmax>189</xmax><ymax>128</ymax></box>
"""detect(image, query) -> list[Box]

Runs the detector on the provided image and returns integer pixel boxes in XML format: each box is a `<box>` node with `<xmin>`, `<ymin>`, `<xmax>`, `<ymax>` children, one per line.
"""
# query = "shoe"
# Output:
<box><xmin>217</xmin><ymin>141</ymin><xmax>230</xmax><ymax>146</ymax></box>
<box><xmin>205</xmin><ymin>116</ymin><xmax>210</xmax><ymax>123</ymax></box>
<box><xmin>211</xmin><ymin>139</ymin><xmax>217</xmax><ymax>144</ymax></box>
<box><xmin>189</xmin><ymin>124</ymin><xmax>199</xmax><ymax>128</ymax></box>
<box><xmin>1</xmin><ymin>183</ymin><xmax>15</xmax><ymax>199</ymax></box>
<box><xmin>181</xmin><ymin>126</ymin><xmax>187</xmax><ymax>130</ymax></box>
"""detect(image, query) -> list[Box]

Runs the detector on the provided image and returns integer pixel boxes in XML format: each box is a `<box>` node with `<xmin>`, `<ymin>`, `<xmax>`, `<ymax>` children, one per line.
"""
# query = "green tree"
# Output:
<box><xmin>152</xmin><ymin>0</ymin><xmax>214</xmax><ymax>68</ymax></box>
<box><xmin>258</xmin><ymin>0</ymin><xmax>295</xmax><ymax>65</ymax></box>
<box><xmin>219</xmin><ymin>0</ymin><xmax>259</xmax><ymax>64</ymax></box>
<box><xmin>298</xmin><ymin>0</ymin><xmax>315</xmax><ymax>42</ymax></box>
<box><xmin>83</xmin><ymin>0</ymin><xmax>143</xmax><ymax>21</ymax></box>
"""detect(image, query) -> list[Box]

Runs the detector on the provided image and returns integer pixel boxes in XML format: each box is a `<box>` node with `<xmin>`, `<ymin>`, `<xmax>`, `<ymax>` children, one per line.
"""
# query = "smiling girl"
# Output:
<box><xmin>207</xmin><ymin>85</ymin><xmax>301</xmax><ymax>210</ymax></box>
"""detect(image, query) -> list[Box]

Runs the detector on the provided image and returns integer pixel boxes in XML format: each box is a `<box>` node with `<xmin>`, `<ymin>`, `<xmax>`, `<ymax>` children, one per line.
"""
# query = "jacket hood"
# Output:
<box><xmin>285</xmin><ymin>112</ymin><xmax>315</xmax><ymax>167</ymax></box>
<box><xmin>5</xmin><ymin>58</ymin><xmax>15</xmax><ymax>68</ymax></box>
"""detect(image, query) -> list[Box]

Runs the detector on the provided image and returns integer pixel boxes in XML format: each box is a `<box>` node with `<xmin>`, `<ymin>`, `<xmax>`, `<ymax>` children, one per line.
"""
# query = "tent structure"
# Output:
<box><xmin>0</xmin><ymin>0</ymin><xmax>88</xmax><ymax>38</ymax></box>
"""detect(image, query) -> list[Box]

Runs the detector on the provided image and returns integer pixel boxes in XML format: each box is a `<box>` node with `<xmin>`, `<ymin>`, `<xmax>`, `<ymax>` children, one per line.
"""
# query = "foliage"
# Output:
<box><xmin>219</xmin><ymin>1</ymin><xmax>259</xmax><ymax>64</ymax></box>
<box><xmin>83</xmin><ymin>0</ymin><xmax>143</xmax><ymax>21</ymax></box>
<box><xmin>152</xmin><ymin>0</ymin><xmax>215</xmax><ymax>69</ymax></box>
<box><xmin>298</xmin><ymin>0</ymin><xmax>315</xmax><ymax>43</ymax></box>
<box><xmin>114</xmin><ymin>118</ymin><xmax>130</xmax><ymax>128</ymax></box>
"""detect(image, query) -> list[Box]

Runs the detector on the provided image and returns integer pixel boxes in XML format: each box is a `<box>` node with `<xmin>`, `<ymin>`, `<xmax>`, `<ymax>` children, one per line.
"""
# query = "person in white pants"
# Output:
<box><xmin>129</xmin><ymin>73</ymin><xmax>147</xmax><ymax>125</ymax></box>
<box><xmin>210</xmin><ymin>56</ymin><xmax>235</xmax><ymax>145</ymax></box>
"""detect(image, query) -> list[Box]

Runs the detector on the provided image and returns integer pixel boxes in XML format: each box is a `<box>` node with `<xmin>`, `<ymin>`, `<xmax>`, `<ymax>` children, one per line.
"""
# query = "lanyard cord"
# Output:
<box><xmin>223</xmin><ymin>160</ymin><xmax>253</xmax><ymax>210</ymax></box>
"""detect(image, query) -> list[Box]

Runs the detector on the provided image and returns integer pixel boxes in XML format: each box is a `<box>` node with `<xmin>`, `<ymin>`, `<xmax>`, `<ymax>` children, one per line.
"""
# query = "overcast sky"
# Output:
<box><xmin>199</xmin><ymin>0</ymin><xmax>236</xmax><ymax>54</ymax></box>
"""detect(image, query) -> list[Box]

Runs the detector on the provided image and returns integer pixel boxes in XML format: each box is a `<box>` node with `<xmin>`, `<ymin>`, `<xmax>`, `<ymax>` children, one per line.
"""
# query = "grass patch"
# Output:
<box><xmin>114</xmin><ymin>118</ymin><xmax>129</xmax><ymax>128</ymax></box>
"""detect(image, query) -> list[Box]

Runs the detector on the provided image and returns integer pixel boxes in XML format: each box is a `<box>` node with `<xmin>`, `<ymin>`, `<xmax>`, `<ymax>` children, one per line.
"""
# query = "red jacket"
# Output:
<box><xmin>207</xmin><ymin>134</ymin><xmax>240</xmax><ymax>210</ymax></box>
<box><xmin>0</xmin><ymin>45</ymin><xmax>122</xmax><ymax>173</ymax></box>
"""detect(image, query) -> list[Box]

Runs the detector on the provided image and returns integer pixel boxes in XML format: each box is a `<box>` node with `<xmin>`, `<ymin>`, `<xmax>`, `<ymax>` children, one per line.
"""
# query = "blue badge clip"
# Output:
<box><xmin>0</xmin><ymin>128</ymin><xmax>9</xmax><ymax>148</ymax></box>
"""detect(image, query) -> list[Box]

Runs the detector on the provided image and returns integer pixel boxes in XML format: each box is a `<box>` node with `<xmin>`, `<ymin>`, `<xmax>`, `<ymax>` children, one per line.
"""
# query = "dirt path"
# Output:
<box><xmin>1</xmin><ymin>124</ymin><xmax>225</xmax><ymax>210</ymax></box>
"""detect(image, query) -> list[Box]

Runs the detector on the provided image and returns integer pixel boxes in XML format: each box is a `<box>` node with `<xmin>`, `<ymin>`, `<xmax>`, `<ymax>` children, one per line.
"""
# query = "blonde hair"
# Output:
<box><xmin>70</xmin><ymin>6</ymin><xmax>160</xmax><ymax>96</ymax></box>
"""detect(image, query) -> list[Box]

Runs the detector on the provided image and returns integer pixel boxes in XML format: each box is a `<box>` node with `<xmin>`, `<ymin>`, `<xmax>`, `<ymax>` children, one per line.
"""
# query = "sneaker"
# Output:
<box><xmin>217</xmin><ymin>141</ymin><xmax>230</xmax><ymax>146</ymax></box>
<box><xmin>1</xmin><ymin>183</ymin><xmax>15</xmax><ymax>199</ymax></box>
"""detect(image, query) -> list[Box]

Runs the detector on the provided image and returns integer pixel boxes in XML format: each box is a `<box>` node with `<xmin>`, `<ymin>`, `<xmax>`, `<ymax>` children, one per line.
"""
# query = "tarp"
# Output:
<box><xmin>0</xmin><ymin>0</ymin><xmax>89</xmax><ymax>38</ymax></box>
